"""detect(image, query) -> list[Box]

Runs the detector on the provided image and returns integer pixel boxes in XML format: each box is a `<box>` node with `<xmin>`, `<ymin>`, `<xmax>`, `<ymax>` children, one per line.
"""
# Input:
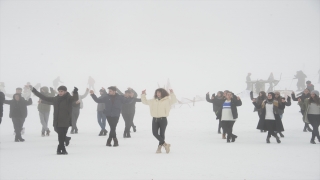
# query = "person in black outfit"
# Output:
<box><xmin>0</xmin><ymin>91</ymin><xmax>4</xmax><ymax>124</ymax></box>
<box><xmin>90</xmin><ymin>86</ymin><xmax>132</xmax><ymax>147</ymax></box>
<box><xmin>206</xmin><ymin>91</ymin><xmax>224</xmax><ymax>134</ymax></box>
<box><xmin>250</xmin><ymin>91</ymin><xmax>267</xmax><ymax>133</ymax></box>
<box><xmin>117</xmin><ymin>88</ymin><xmax>141</xmax><ymax>138</ymax></box>
<box><xmin>274</xmin><ymin>91</ymin><xmax>291</xmax><ymax>137</ymax></box>
<box><xmin>3</xmin><ymin>94</ymin><xmax>32</xmax><ymax>142</ymax></box>
<box><xmin>31</xmin><ymin>85</ymin><xmax>78</xmax><ymax>155</ymax></box>
<box><xmin>292</xmin><ymin>89</ymin><xmax>312</xmax><ymax>132</ymax></box>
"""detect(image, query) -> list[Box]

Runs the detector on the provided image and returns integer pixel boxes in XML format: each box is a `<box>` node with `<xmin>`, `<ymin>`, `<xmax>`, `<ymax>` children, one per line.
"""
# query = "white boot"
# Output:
<box><xmin>163</xmin><ymin>143</ymin><xmax>171</xmax><ymax>154</ymax></box>
<box><xmin>156</xmin><ymin>145</ymin><xmax>162</xmax><ymax>153</ymax></box>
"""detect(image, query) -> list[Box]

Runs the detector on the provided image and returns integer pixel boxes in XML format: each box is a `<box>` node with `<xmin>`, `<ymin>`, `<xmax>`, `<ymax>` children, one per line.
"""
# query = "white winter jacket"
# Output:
<box><xmin>141</xmin><ymin>93</ymin><xmax>177</xmax><ymax>118</ymax></box>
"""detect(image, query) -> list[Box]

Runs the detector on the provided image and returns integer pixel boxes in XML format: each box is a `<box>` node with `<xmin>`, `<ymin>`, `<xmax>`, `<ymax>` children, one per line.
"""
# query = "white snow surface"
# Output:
<box><xmin>0</xmin><ymin>95</ymin><xmax>319</xmax><ymax>180</ymax></box>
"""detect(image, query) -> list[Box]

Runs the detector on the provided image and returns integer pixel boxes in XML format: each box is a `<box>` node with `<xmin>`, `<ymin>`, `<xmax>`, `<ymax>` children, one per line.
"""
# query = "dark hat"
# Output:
<box><xmin>108</xmin><ymin>86</ymin><xmax>117</xmax><ymax>91</ymax></box>
<box><xmin>306</xmin><ymin>80</ymin><xmax>311</xmax><ymax>84</ymax></box>
<box><xmin>58</xmin><ymin>86</ymin><xmax>67</xmax><ymax>91</ymax></box>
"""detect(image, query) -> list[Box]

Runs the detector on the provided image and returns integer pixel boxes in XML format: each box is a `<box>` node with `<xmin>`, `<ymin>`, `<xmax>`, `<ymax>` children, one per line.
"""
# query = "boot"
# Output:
<box><xmin>222</xmin><ymin>133</ymin><xmax>226</xmax><ymax>139</ymax></box>
<box><xmin>156</xmin><ymin>145</ymin><xmax>162</xmax><ymax>153</ymax></box>
<box><xmin>310</xmin><ymin>140</ymin><xmax>316</xmax><ymax>144</ymax></box>
<box><xmin>231</xmin><ymin>135</ymin><xmax>237</xmax><ymax>142</ymax></box>
<box><xmin>127</xmin><ymin>132</ymin><xmax>131</xmax><ymax>138</ymax></box>
<box><xmin>106</xmin><ymin>138</ymin><xmax>112</xmax><ymax>146</ymax></box>
<box><xmin>307</xmin><ymin>126</ymin><xmax>313</xmax><ymax>132</ymax></box>
<box><xmin>57</xmin><ymin>145</ymin><xmax>62</xmax><ymax>155</ymax></box>
<box><xmin>103</xmin><ymin>129</ymin><xmax>108</xmax><ymax>136</ymax></box>
<box><xmin>65</xmin><ymin>137</ymin><xmax>71</xmax><ymax>146</ymax></box>
<box><xmin>60</xmin><ymin>146</ymin><xmax>68</xmax><ymax>155</ymax></box>
<box><xmin>70</xmin><ymin>129</ymin><xmax>75</xmax><ymax>134</ymax></box>
<box><xmin>75</xmin><ymin>129</ymin><xmax>78</xmax><ymax>134</ymax></box>
<box><xmin>18</xmin><ymin>135</ymin><xmax>25</xmax><ymax>142</ymax></box>
<box><xmin>41</xmin><ymin>132</ymin><xmax>45</xmax><ymax>137</ymax></box>
<box><xmin>113</xmin><ymin>138</ymin><xmax>119</xmax><ymax>147</ymax></box>
<box><xmin>266</xmin><ymin>138</ymin><xmax>270</xmax><ymax>143</ymax></box>
<box><xmin>279</xmin><ymin>132</ymin><xmax>284</xmax><ymax>138</ymax></box>
<box><xmin>133</xmin><ymin>126</ymin><xmax>137</xmax><ymax>132</ymax></box>
<box><xmin>274</xmin><ymin>135</ymin><xmax>281</xmax><ymax>143</ymax></box>
<box><xmin>123</xmin><ymin>131</ymin><xmax>127</xmax><ymax>138</ymax></box>
<box><xmin>14</xmin><ymin>136</ymin><xmax>19</xmax><ymax>142</ymax></box>
<box><xmin>163</xmin><ymin>143</ymin><xmax>171</xmax><ymax>154</ymax></box>
<box><xmin>46</xmin><ymin>129</ymin><xmax>50</xmax><ymax>136</ymax></box>
<box><xmin>99</xmin><ymin>130</ymin><xmax>104</xmax><ymax>136</ymax></box>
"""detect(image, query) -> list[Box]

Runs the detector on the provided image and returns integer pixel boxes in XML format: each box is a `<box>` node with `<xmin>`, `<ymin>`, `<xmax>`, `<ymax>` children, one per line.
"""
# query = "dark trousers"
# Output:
<box><xmin>218</xmin><ymin>119</ymin><xmax>225</xmax><ymax>133</ymax></box>
<box><xmin>307</xmin><ymin>114</ymin><xmax>320</xmax><ymax>141</ymax></box>
<box><xmin>106</xmin><ymin>116</ymin><xmax>119</xmax><ymax>138</ymax></box>
<box><xmin>12</xmin><ymin>118</ymin><xmax>25</xmax><ymax>139</ymax></box>
<box><xmin>0</xmin><ymin>117</ymin><xmax>2</xmax><ymax>124</ymax></box>
<box><xmin>54</xmin><ymin>127</ymin><xmax>69</xmax><ymax>147</ymax></box>
<box><xmin>152</xmin><ymin>117</ymin><xmax>168</xmax><ymax>145</ymax></box>
<box><xmin>265</xmin><ymin>120</ymin><xmax>277</xmax><ymax>138</ymax></box>
<box><xmin>71</xmin><ymin>107</ymin><xmax>80</xmax><ymax>131</ymax></box>
<box><xmin>302</xmin><ymin>110</ymin><xmax>311</xmax><ymax>129</ymax></box>
<box><xmin>122</xmin><ymin>113</ymin><xmax>134</xmax><ymax>133</ymax></box>
<box><xmin>221</xmin><ymin>121</ymin><xmax>235</xmax><ymax>139</ymax></box>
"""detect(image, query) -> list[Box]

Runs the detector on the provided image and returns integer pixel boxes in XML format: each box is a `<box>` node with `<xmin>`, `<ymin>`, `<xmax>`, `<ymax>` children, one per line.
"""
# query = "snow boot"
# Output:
<box><xmin>57</xmin><ymin>145</ymin><xmax>63</xmax><ymax>155</ymax></box>
<box><xmin>106</xmin><ymin>138</ymin><xmax>112</xmax><ymax>147</ymax></box>
<box><xmin>133</xmin><ymin>125</ymin><xmax>137</xmax><ymax>132</ymax></box>
<box><xmin>65</xmin><ymin>137</ymin><xmax>71</xmax><ymax>146</ymax></box>
<box><xmin>41</xmin><ymin>132</ymin><xmax>45</xmax><ymax>137</ymax></box>
<box><xmin>70</xmin><ymin>129</ymin><xmax>75</xmax><ymax>134</ymax></box>
<box><xmin>307</xmin><ymin>126</ymin><xmax>313</xmax><ymax>132</ymax></box>
<box><xmin>75</xmin><ymin>129</ymin><xmax>78</xmax><ymax>134</ymax></box>
<box><xmin>156</xmin><ymin>145</ymin><xmax>162</xmax><ymax>153</ymax></box>
<box><xmin>113</xmin><ymin>138</ymin><xmax>119</xmax><ymax>147</ymax></box>
<box><xmin>99</xmin><ymin>130</ymin><xmax>104</xmax><ymax>136</ymax></box>
<box><xmin>46</xmin><ymin>129</ymin><xmax>50</xmax><ymax>136</ymax></box>
<box><xmin>123</xmin><ymin>131</ymin><xmax>127</xmax><ymax>138</ymax></box>
<box><xmin>222</xmin><ymin>133</ymin><xmax>226</xmax><ymax>139</ymax></box>
<box><xmin>127</xmin><ymin>131</ymin><xmax>131</xmax><ymax>138</ymax></box>
<box><xmin>266</xmin><ymin>138</ymin><xmax>270</xmax><ymax>143</ymax></box>
<box><xmin>231</xmin><ymin>135</ymin><xmax>237</xmax><ymax>142</ymax></box>
<box><xmin>310</xmin><ymin>140</ymin><xmax>316</xmax><ymax>144</ymax></box>
<box><xmin>60</xmin><ymin>146</ymin><xmax>68</xmax><ymax>155</ymax></box>
<box><xmin>274</xmin><ymin>135</ymin><xmax>281</xmax><ymax>143</ymax></box>
<box><xmin>163</xmin><ymin>143</ymin><xmax>171</xmax><ymax>154</ymax></box>
<box><xmin>103</xmin><ymin>129</ymin><xmax>108</xmax><ymax>136</ymax></box>
<box><xmin>279</xmin><ymin>132</ymin><xmax>284</xmax><ymax>138</ymax></box>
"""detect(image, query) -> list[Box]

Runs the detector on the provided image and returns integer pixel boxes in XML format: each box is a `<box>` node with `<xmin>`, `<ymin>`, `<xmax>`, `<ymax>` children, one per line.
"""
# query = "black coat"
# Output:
<box><xmin>213</xmin><ymin>95</ymin><xmax>242</xmax><ymax>120</ymax></box>
<box><xmin>292</xmin><ymin>93</ymin><xmax>310</xmax><ymax>102</ymax></box>
<box><xmin>116</xmin><ymin>89</ymin><xmax>141</xmax><ymax>114</ymax></box>
<box><xmin>3</xmin><ymin>94</ymin><xmax>32</xmax><ymax>118</ymax></box>
<box><xmin>0</xmin><ymin>92</ymin><xmax>5</xmax><ymax>118</ymax></box>
<box><xmin>32</xmin><ymin>88</ymin><xmax>78</xmax><ymax>127</ymax></box>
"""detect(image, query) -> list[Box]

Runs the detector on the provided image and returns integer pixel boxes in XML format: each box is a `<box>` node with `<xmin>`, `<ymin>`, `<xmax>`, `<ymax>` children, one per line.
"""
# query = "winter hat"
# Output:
<box><xmin>108</xmin><ymin>86</ymin><xmax>117</xmax><ymax>91</ymax></box>
<box><xmin>311</xmin><ymin>90</ymin><xmax>319</xmax><ymax>96</ymax></box>
<box><xmin>58</xmin><ymin>86</ymin><xmax>67</xmax><ymax>91</ymax></box>
<box><xmin>306</xmin><ymin>81</ymin><xmax>311</xmax><ymax>84</ymax></box>
<box><xmin>99</xmin><ymin>89</ymin><xmax>105</xmax><ymax>92</ymax></box>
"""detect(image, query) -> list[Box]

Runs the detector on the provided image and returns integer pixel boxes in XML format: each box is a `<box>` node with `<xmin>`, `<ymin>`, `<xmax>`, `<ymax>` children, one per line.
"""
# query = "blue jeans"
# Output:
<box><xmin>97</xmin><ymin>111</ymin><xmax>107</xmax><ymax>130</ymax></box>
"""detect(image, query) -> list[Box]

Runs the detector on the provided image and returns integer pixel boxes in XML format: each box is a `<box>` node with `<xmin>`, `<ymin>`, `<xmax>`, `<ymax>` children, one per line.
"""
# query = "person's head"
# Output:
<box><xmin>217</xmin><ymin>91</ymin><xmax>223</xmax><ymax>97</ymax></box>
<box><xmin>57</xmin><ymin>86</ymin><xmax>67</xmax><ymax>96</ymax></box>
<box><xmin>40</xmin><ymin>86</ymin><xmax>49</xmax><ymax>93</ymax></box>
<box><xmin>306</xmin><ymin>81</ymin><xmax>311</xmax><ymax>85</ymax></box>
<box><xmin>99</xmin><ymin>89</ymin><xmax>105</xmax><ymax>95</ymax></box>
<box><xmin>124</xmin><ymin>90</ymin><xmax>131</xmax><ymax>98</ymax></box>
<box><xmin>310</xmin><ymin>90</ymin><xmax>320</xmax><ymax>105</ymax></box>
<box><xmin>223</xmin><ymin>90</ymin><xmax>229</xmax><ymax>97</ymax></box>
<box><xmin>304</xmin><ymin>88</ymin><xmax>310</xmax><ymax>95</ymax></box>
<box><xmin>107</xmin><ymin>86</ymin><xmax>117</xmax><ymax>95</ymax></box>
<box><xmin>268</xmin><ymin>92</ymin><xmax>275</xmax><ymax>100</ymax></box>
<box><xmin>274</xmin><ymin>91</ymin><xmax>281</xmax><ymax>99</ymax></box>
<box><xmin>259</xmin><ymin>91</ymin><xmax>266</xmax><ymax>99</ymax></box>
<box><xmin>226</xmin><ymin>92</ymin><xmax>233</xmax><ymax>100</ymax></box>
<box><xmin>16</xmin><ymin>88</ymin><xmax>22</xmax><ymax>94</ymax></box>
<box><xmin>154</xmin><ymin>88</ymin><xmax>169</xmax><ymax>99</ymax></box>
<box><xmin>14</xmin><ymin>94</ymin><xmax>20</xmax><ymax>101</ymax></box>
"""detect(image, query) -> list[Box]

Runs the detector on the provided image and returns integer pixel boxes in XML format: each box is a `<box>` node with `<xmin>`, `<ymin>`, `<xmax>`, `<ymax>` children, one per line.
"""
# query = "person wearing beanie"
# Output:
<box><xmin>141</xmin><ymin>88</ymin><xmax>177</xmax><ymax>153</ymax></box>
<box><xmin>0</xmin><ymin>91</ymin><xmax>4</xmax><ymax>124</ymax></box>
<box><xmin>292</xmin><ymin>89</ymin><xmax>313</xmax><ymax>132</ymax></box>
<box><xmin>96</xmin><ymin>89</ymin><xmax>108</xmax><ymax>136</ymax></box>
<box><xmin>306</xmin><ymin>81</ymin><xmax>314</xmax><ymax>91</ymax></box>
<box><xmin>70</xmin><ymin>88</ymin><xmax>89</xmax><ymax>134</ymax></box>
<box><xmin>37</xmin><ymin>86</ymin><xmax>55</xmax><ymax>137</ymax></box>
<box><xmin>90</xmin><ymin>86</ymin><xmax>133</xmax><ymax>147</ymax></box>
<box><xmin>253</xmin><ymin>92</ymin><xmax>284</xmax><ymax>143</ymax></box>
<box><xmin>116</xmin><ymin>87</ymin><xmax>141</xmax><ymax>138</ymax></box>
<box><xmin>31</xmin><ymin>85</ymin><xmax>79</xmax><ymax>155</ymax></box>
<box><xmin>3</xmin><ymin>94</ymin><xmax>33</xmax><ymax>142</ymax></box>
<box><xmin>299</xmin><ymin>90</ymin><xmax>320</xmax><ymax>144</ymax></box>
<box><xmin>250</xmin><ymin>91</ymin><xmax>267</xmax><ymax>133</ymax></box>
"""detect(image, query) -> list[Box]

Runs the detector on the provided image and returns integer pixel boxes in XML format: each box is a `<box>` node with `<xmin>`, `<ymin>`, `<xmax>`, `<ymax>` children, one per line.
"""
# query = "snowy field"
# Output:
<box><xmin>0</xmin><ymin>93</ymin><xmax>319</xmax><ymax>180</ymax></box>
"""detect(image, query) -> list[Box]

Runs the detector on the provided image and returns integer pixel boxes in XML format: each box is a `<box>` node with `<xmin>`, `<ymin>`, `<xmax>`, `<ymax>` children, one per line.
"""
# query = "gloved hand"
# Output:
<box><xmin>74</xmin><ymin>87</ymin><xmax>78</xmax><ymax>93</ymax></box>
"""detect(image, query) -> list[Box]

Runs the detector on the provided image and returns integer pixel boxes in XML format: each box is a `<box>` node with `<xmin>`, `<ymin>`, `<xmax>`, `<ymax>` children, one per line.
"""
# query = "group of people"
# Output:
<box><xmin>0</xmin><ymin>83</ymin><xmax>177</xmax><ymax>155</ymax></box>
<box><xmin>206</xmin><ymin>85</ymin><xmax>320</xmax><ymax>144</ymax></box>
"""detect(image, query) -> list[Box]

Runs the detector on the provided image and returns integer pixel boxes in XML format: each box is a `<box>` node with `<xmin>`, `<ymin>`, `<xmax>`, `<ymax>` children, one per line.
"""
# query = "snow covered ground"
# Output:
<box><xmin>0</xmin><ymin>94</ymin><xmax>319</xmax><ymax>180</ymax></box>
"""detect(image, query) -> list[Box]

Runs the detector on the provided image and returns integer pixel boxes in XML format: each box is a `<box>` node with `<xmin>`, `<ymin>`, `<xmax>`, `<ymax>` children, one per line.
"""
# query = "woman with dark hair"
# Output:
<box><xmin>206</xmin><ymin>91</ymin><xmax>224</xmax><ymax>134</ymax></box>
<box><xmin>253</xmin><ymin>92</ymin><xmax>283</xmax><ymax>143</ymax></box>
<box><xmin>250</xmin><ymin>91</ymin><xmax>267</xmax><ymax>133</ymax></box>
<box><xmin>213</xmin><ymin>91</ymin><xmax>242</xmax><ymax>143</ymax></box>
<box><xmin>141</xmin><ymin>88</ymin><xmax>177</xmax><ymax>154</ymax></box>
<box><xmin>299</xmin><ymin>90</ymin><xmax>320</xmax><ymax>144</ymax></box>
<box><xmin>292</xmin><ymin>89</ymin><xmax>312</xmax><ymax>132</ymax></box>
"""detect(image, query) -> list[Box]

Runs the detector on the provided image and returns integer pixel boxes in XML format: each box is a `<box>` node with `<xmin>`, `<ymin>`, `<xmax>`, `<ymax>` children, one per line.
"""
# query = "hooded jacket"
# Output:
<box><xmin>3</xmin><ymin>94</ymin><xmax>32</xmax><ymax>118</ymax></box>
<box><xmin>37</xmin><ymin>87</ymin><xmax>55</xmax><ymax>113</ymax></box>
<box><xmin>32</xmin><ymin>88</ymin><xmax>78</xmax><ymax>127</ymax></box>
<box><xmin>141</xmin><ymin>93</ymin><xmax>177</xmax><ymax>118</ymax></box>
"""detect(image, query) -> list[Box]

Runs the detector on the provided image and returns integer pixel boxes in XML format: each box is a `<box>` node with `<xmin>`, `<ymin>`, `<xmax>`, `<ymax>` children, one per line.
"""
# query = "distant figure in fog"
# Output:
<box><xmin>0</xmin><ymin>91</ymin><xmax>4</xmax><ymax>124</ymax></box>
<box><xmin>294</xmin><ymin>71</ymin><xmax>307</xmax><ymax>91</ymax></box>
<box><xmin>246</xmin><ymin>73</ymin><xmax>252</xmax><ymax>90</ymax></box>
<box><xmin>88</xmin><ymin>76</ymin><xmax>95</xmax><ymax>92</ymax></box>
<box><xmin>53</xmin><ymin>76</ymin><xmax>63</xmax><ymax>91</ymax></box>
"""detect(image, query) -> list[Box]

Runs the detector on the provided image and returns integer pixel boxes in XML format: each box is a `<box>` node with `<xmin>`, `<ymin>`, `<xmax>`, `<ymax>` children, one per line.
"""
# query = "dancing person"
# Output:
<box><xmin>117</xmin><ymin>88</ymin><xmax>141</xmax><ymax>138</ymax></box>
<box><xmin>213</xmin><ymin>91</ymin><xmax>242</xmax><ymax>143</ymax></box>
<box><xmin>31</xmin><ymin>85</ymin><xmax>78</xmax><ymax>155</ymax></box>
<box><xmin>274</xmin><ymin>91</ymin><xmax>290</xmax><ymax>137</ymax></box>
<box><xmin>3</xmin><ymin>94</ymin><xmax>32</xmax><ymax>142</ymax></box>
<box><xmin>37</xmin><ymin>86</ymin><xmax>55</xmax><ymax>137</ymax></box>
<box><xmin>53</xmin><ymin>76</ymin><xmax>63</xmax><ymax>91</ymax></box>
<box><xmin>141</xmin><ymin>88</ymin><xmax>177</xmax><ymax>153</ymax></box>
<box><xmin>96</xmin><ymin>89</ymin><xmax>108</xmax><ymax>136</ymax></box>
<box><xmin>253</xmin><ymin>92</ymin><xmax>283</xmax><ymax>144</ymax></box>
<box><xmin>292</xmin><ymin>89</ymin><xmax>312</xmax><ymax>132</ymax></box>
<box><xmin>294</xmin><ymin>71</ymin><xmax>307</xmax><ymax>91</ymax></box>
<box><xmin>246</xmin><ymin>73</ymin><xmax>252</xmax><ymax>90</ymax></box>
<box><xmin>299</xmin><ymin>90</ymin><xmax>320</xmax><ymax>144</ymax></box>
<box><xmin>88</xmin><ymin>76</ymin><xmax>95</xmax><ymax>92</ymax></box>
<box><xmin>250</xmin><ymin>91</ymin><xmax>267</xmax><ymax>133</ymax></box>
<box><xmin>206</xmin><ymin>91</ymin><xmax>224</xmax><ymax>134</ymax></box>
<box><xmin>90</xmin><ymin>86</ymin><xmax>132</xmax><ymax>147</ymax></box>
<box><xmin>70</xmin><ymin>88</ymin><xmax>89</xmax><ymax>134</ymax></box>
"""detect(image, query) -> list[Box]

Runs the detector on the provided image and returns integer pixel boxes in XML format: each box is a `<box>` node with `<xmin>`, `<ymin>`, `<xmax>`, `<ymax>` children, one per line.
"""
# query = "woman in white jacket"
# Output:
<box><xmin>141</xmin><ymin>88</ymin><xmax>177</xmax><ymax>154</ymax></box>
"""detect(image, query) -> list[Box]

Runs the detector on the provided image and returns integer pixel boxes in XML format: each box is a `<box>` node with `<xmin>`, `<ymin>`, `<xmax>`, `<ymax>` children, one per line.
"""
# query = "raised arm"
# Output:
<box><xmin>169</xmin><ymin>93</ymin><xmax>177</xmax><ymax>105</ymax></box>
<box><xmin>141</xmin><ymin>93</ymin><xmax>149</xmax><ymax>105</ymax></box>
<box><xmin>91</xmin><ymin>92</ymin><xmax>107</xmax><ymax>103</ymax></box>
<box><xmin>291</xmin><ymin>92</ymin><xmax>298</xmax><ymax>101</ymax></box>
<box><xmin>3</xmin><ymin>100</ymin><xmax>12</xmax><ymax>105</ymax></box>
<box><xmin>206</xmin><ymin>93</ymin><xmax>214</xmax><ymax>103</ymax></box>
<box><xmin>32</xmin><ymin>88</ymin><xmax>54</xmax><ymax>103</ymax></box>
<box><xmin>25</xmin><ymin>98</ymin><xmax>33</xmax><ymax>106</ymax></box>
<box><xmin>116</xmin><ymin>88</ymin><xmax>124</xmax><ymax>96</ymax></box>
<box><xmin>79</xmin><ymin>88</ymin><xmax>89</xmax><ymax>99</ymax></box>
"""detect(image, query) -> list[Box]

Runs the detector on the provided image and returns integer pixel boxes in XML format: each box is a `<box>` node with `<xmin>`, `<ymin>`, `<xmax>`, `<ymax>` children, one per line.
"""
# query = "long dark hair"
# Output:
<box><xmin>259</xmin><ymin>91</ymin><xmax>267</xmax><ymax>100</ymax></box>
<box><xmin>309</xmin><ymin>94</ymin><xmax>320</xmax><ymax>105</ymax></box>
<box><xmin>154</xmin><ymin>88</ymin><xmax>169</xmax><ymax>99</ymax></box>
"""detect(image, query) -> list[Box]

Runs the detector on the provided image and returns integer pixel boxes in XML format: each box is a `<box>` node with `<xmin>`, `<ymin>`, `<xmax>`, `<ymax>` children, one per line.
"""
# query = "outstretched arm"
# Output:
<box><xmin>116</xmin><ymin>88</ymin><xmax>124</xmax><ymax>96</ymax></box>
<box><xmin>26</xmin><ymin>98</ymin><xmax>33</xmax><ymax>106</ymax></box>
<box><xmin>206</xmin><ymin>93</ymin><xmax>214</xmax><ymax>103</ymax></box>
<box><xmin>3</xmin><ymin>100</ymin><xmax>12</xmax><ymax>105</ymax></box>
<box><xmin>31</xmin><ymin>88</ymin><xmax>54</xmax><ymax>103</ymax></box>
<box><xmin>141</xmin><ymin>90</ymin><xmax>149</xmax><ymax>105</ymax></box>
<box><xmin>90</xmin><ymin>90</ymin><xmax>107</xmax><ymax>103</ymax></box>
<box><xmin>169</xmin><ymin>92</ymin><xmax>177</xmax><ymax>105</ymax></box>
<box><xmin>291</xmin><ymin>92</ymin><xmax>298</xmax><ymax>101</ymax></box>
<box><xmin>79</xmin><ymin>88</ymin><xmax>89</xmax><ymax>99</ymax></box>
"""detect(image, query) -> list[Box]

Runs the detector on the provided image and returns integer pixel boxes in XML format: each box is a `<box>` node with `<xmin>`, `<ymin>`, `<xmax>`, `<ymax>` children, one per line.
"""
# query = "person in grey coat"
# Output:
<box><xmin>70</xmin><ymin>88</ymin><xmax>89</xmax><ymax>134</ymax></box>
<box><xmin>38</xmin><ymin>86</ymin><xmax>55</xmax><ymax>136</ymax></box>
<box><xmin>97</xmin><ymin>89</ymin><xmax>108</xmax><ymax>136</ymax></box>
